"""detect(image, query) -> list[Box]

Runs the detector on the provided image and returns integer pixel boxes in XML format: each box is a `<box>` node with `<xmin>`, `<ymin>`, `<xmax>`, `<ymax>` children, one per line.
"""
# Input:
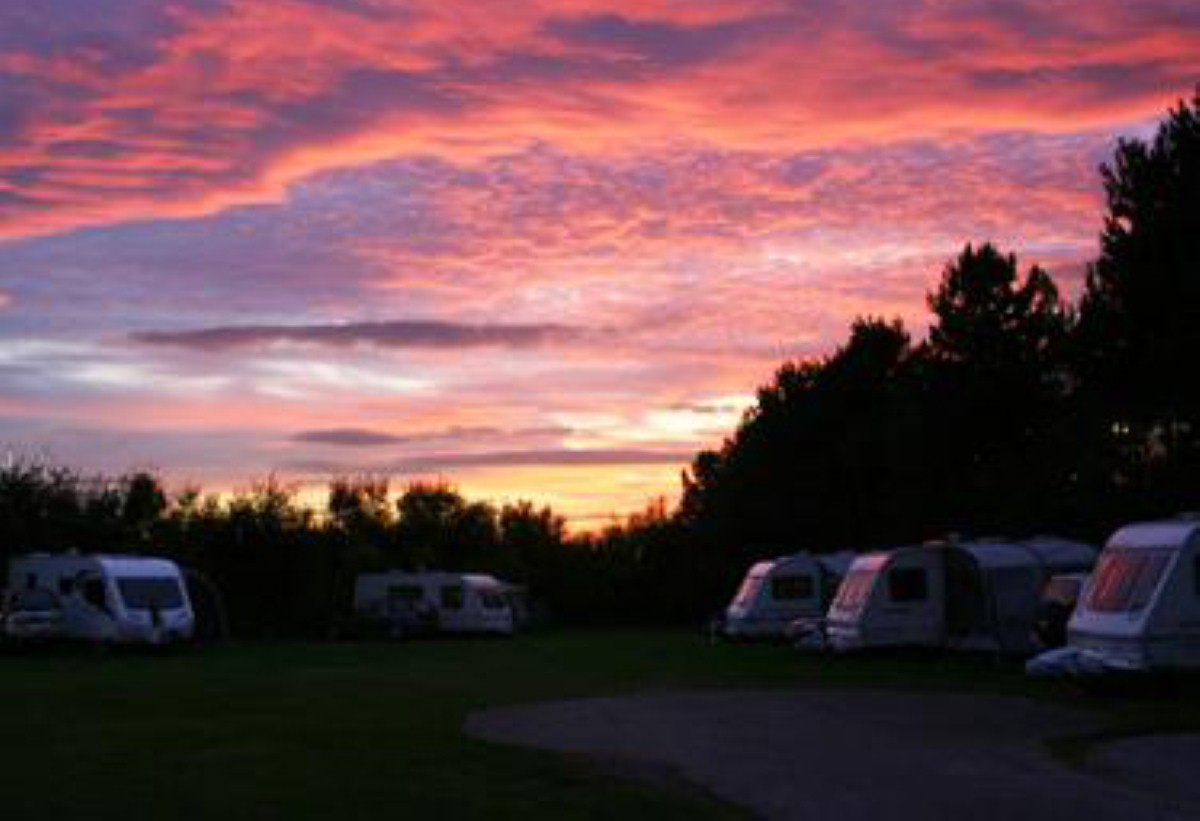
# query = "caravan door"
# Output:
<box><xmin>63</xmin><ymin>572</ymin><xmax>118</xmax><ymax>642</ymax></box>
<box><xmin>435</xmin><ymin>579</ymin><xmax>469</xmax><ymax>632</ymax></box>
<box><xmin>986</xmin><ymin>566</ymin><xmax>1042</xmax><ymax>653</ymax></box>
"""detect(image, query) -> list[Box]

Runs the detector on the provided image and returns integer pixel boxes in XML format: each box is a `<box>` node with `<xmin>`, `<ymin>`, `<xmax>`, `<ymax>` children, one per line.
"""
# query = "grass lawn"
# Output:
<box><xmin>1</xmin><ymin>631</ymin><xmax>1197</xmax><ymax>819</ymax></box>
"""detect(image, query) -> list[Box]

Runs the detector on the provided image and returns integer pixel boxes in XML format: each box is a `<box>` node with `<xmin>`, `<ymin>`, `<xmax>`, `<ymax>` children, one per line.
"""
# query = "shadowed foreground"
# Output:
<box><xmin>2</xmin><ymin>634</ymin><xmax>1198</xmax><ymax>820</ymax></box>
<box><xmin>467</xmin><ymin>691</ymin><xmax>1200</xmax><ymax>820</ymax></box>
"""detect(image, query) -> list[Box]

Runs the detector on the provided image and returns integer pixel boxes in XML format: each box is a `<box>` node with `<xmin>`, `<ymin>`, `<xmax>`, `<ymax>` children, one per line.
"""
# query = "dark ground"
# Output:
<box><xmin>2</xmin><ymin>632</ymin><xmax>1198</xmax><ymax>820</ymax></box>
<box><xmin>469</xmin><ymin>690</ymin><xmax>1200</xmax><ymax>820</ymax></box>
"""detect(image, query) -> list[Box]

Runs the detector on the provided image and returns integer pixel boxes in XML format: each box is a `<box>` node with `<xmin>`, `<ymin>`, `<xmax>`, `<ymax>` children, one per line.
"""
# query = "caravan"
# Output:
<box><xmin>1053</xmin><ymin>518</ymin><xmax>1200</xmax><ymax>673</ymax></box>
<box><xmin>827</xmin><ymin>538</ymin><xmax>1096</xmax><ymax>653</ymax></box>
<box><xmin>354</xmin><ymin>571</ymin><xmax>515</xmax><ymax>636</ymax></box>
<box><xmin>5</xmin><ymin>553</ymin><xmax>194</xmax><ymax>645</ymax></box>
<box><xmin>723</xmin><ymin>552</ymin><xmax>853</xmax><ymax>639</ymax></box>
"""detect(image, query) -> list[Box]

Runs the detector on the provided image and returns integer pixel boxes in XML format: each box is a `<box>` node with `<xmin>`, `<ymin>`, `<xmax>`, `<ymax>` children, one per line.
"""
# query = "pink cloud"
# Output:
<box><xmin>0</xmin><ymin>0</ymin><xmax>1195</xmax><ymax>239</ymax></box>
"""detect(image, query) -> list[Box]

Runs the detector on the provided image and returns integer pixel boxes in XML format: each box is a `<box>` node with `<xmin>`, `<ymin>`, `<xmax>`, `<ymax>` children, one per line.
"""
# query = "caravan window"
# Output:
<box><xmin>386</xmin><ymin>585</ymin><xmax>424</xmax><ymax>616</ymax></box>
<box><xmin>13</xmin><ymin>588</ymin><xmax>60</xmax><ymax>612</ymax></box>
<box><xmin>833</xmin><ymin>569</ymin><xmax>878</xmax><ymax>611</ymax></box>
<box><xmin>1086</xmin><ymin>548</ymin><xmax>1173</xmax><ymax>613</ymax></box>
<box><xmin>1043</xmin><ymin>576</ymin><xmax>1083</xmax><ymax>607</ymax></box>
<box><xmin>888</xmin><ymin>567</ymin><xmax>928</xmax><ymax>602</ymax></box>
<box><xmin>117</xmin><ymin>578</ymin><xmax>184</xmax><ymax>610</ymax></box>
<box><xmin>479</xmin><ymin>589</ymin><xmax>508</xmax><ymax>610</ymax></box>
<box><xmin>771</xmin><ymin>574</ymin><xmax>815</xmax><ymax>601</ymax></box>
<box><xmin>387</xmin><ymin>585</ymin><xmax>424</xmax><ymax>604</ymax></box>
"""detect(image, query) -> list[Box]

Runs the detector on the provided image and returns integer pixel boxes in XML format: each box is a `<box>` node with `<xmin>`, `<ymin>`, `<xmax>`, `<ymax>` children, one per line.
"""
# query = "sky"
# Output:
<box><xmin>1</xmin><ymin>1</ymin><xmax>1198</xmax><ymax>527</ymax></box>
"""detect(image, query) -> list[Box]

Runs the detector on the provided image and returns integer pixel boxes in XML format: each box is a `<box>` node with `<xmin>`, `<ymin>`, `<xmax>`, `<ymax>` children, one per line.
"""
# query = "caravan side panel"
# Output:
<box><xmin>1139</xmin><ymin>533</ymin><xmax>1200</xmax><ymax>668</ymax></box>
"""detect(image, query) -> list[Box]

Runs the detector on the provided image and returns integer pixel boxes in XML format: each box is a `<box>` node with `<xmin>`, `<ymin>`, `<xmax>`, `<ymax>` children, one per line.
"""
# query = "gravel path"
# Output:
<box><xmin>465</xmin><ymin>691</ymin><xmax>1200</xmax><ymax>820</ymax></box>
<box><xmin>1091</xmin><ymin>734</ymin><xmax>1200</xmax><ymax>806</ymax></box>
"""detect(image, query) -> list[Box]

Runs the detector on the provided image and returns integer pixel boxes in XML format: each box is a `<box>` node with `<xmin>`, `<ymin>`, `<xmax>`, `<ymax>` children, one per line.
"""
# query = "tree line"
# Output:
<box><xmin>2</xmin><ymin>90</ymin><xmax>1197</xmax><ymax>633</ymax></box>
<box><xmin>0</xmin><ymin>463</ymin><xmax>704</xmax><ymax>632</ymax></box>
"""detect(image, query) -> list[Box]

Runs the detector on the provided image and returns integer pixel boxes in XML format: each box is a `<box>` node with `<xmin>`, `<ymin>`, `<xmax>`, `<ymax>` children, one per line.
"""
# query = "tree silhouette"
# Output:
<box><xmin>121</xmin><ymin>471</ymin><xmax>168</xmax><ymax>544</ymax></box>
<box><xmin>395</xmin><ymin>481</ymin><xmax>499</xmax><ymax>571</ymax></box>
<box><xmin>327</xmin><ymin>474</ymin><xmax>393</xmax><ymax>556</ymax></box>
<box><xmin>1079</xmin><ymin>89</ymin><xmax>1200</xmax><ymax>420</ymax></box>
<box><xmin>926</xmin><ymin>244</ymin><xmax>1067</xmax><ymax>372</ymax></box>
<box><xmin>921</xmin><ymin>243</ymin><xmax>1071</xmax><ymax>532</ymax></box>
<box><xmin>682</xmin><ymin>316</ymin><xmax>925</xmax><ymax>556</ymax></box>
<box><xmin>1076</xmin><ymin>89</ymin><xmax>1200</xmax><ymax>518</ymax></box>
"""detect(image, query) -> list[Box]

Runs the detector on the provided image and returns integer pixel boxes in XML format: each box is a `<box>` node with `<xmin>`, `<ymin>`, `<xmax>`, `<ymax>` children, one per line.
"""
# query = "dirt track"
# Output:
<box><xmin>465</xmin><ymin>691</ymin><xmax>1200</xmax><ymax>820</ymax></box>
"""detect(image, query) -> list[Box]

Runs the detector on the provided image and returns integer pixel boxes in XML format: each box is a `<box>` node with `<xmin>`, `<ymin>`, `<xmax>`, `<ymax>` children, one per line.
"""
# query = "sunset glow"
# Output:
<box><xmin>2</xmin><ymin>0</ymin><xmax>1198</xmax><ymax>525</ymax></box>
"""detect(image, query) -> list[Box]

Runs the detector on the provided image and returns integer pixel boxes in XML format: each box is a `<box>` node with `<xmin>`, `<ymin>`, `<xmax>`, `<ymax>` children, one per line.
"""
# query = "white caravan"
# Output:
<box><xmin>6</xmin><ymin>553</ymin><xmax>194</xmax><ymax>645</ymax></box>
<box><xmin>827</xmin><ymin>538</ymin><xmax>1096</xmax><ymax>653</ymax></box>
<box><xmin>1055</xmin><ymin>518</ymin><xmax>1200</xmax><ymax>673</ymax></box>
<box><xmin>353</xmin><ymin>571</ymin><xmax>514</xmax><ymax>636</ymax></box>
<box><xmin>724</xmin><ymin>551</ymin><xmax>854</xmax><ymax>638</ymax></box>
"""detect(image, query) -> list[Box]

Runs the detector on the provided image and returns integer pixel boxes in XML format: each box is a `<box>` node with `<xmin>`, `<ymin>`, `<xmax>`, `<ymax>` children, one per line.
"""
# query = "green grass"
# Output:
<box><xmin>1</xmin><ymin>631</ymin><xmax>1198</xmax><ymax>819</ymax></box>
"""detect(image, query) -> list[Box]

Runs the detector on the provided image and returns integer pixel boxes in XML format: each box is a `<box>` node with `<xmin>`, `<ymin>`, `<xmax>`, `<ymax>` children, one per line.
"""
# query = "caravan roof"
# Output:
<box><xmin>10</xmin><ymin>553</ymin><xmax>184</xmax><ymax>580</ymax></box>
<box><xmin>959</xmin><ymin>541</ymin><xmax>1033</xmax><ymax>569</ymax></box>
<box><xmin>1021</xmin><ymin>537</ymin><xmax>1097</xmax><ymax>571</ymax></box>
<box><xmin>1108</xmin><ymin>519</ymin><xmax>1200</xmax><ymax>550</ymax></box>
<box><xmin>816</xmin><ymin>551</ymin><xmax>855</xmax><ymax>576</ymax></box>
<box><xmin>930</xmin><ymin>538</ymin><xmax>1094</xmax><ymax>574</ymax></box>
<box><xmin>741</xmin><ymin>551</ymin><xmax>855</xmax><ymax>577</ymax></box>
<box><xmin>770</xmin><ymin>553</ymin><xmax>813</xmax><ymax>570</ymax></box>
<box><xmin>92</xmin><ymin>556</ymin><xmax>183</xmax><ymax>577</ymax></box>
<box><xmin>744</xmin><ymin>559</ymin><xmax>776</xmax><ymax>576</ymax></box>
<box><xmin>460</xmin><ymin>574</ymin><xmax>506</xmax><ymax>588</ymax></box>
<box><xmin>847</xmin><ymin>552</ymin><xmax>892</xmax><ymax>572</ymax></box>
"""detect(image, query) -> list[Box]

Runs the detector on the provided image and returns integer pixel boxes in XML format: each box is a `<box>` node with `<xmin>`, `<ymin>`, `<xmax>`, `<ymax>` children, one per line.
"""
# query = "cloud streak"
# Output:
<box><xmin>131</xmin><ymin>319</ymin><xmax>590</xmax><ymax>351</ymax></box>
<box><xmin>289</xmin><ymin>447</ymin><xmax>694</xmax><ymax>474</ymax></box>
<box><xmin>292</xmin><ymin>427</ymin><xmax>404</xmax><ymax>446</ymax></box>
<box><xmin>291</xmin><ymin>424</ymin><xmax>572</xmax><ymax>447</ymax></box>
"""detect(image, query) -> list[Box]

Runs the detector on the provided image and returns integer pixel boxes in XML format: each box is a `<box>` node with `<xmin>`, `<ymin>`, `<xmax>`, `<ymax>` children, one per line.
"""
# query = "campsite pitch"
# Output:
<box><xmin>1</xmin><ymin>632</ymin><xmax>1198</xmax><ymax>820</ymax></box>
